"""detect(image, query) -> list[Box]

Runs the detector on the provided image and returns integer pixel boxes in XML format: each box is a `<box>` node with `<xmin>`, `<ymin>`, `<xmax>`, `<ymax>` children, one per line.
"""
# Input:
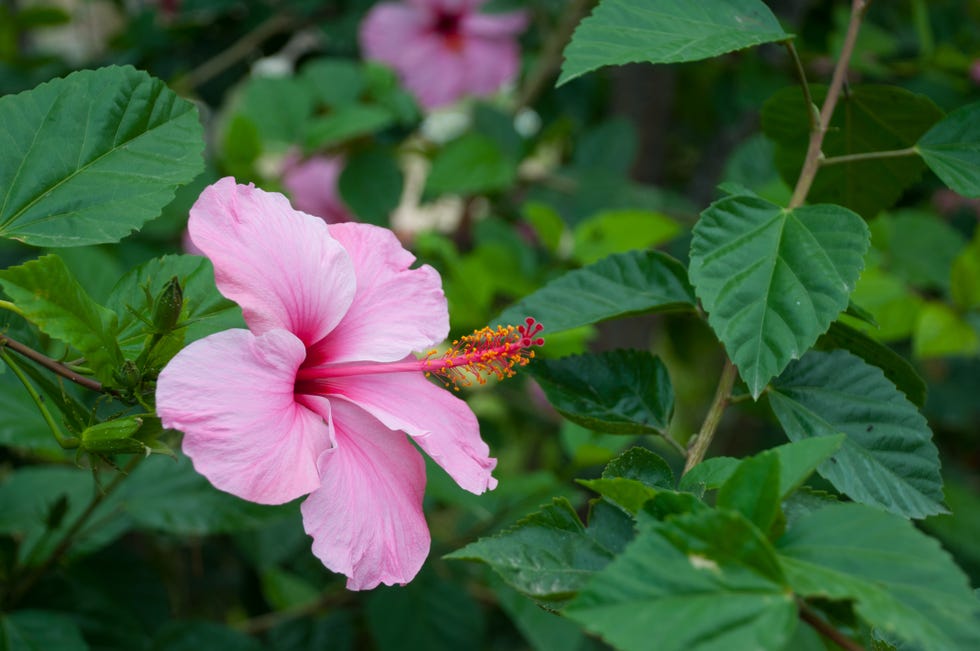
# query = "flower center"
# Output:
<box><xmin>294</xmin><ymin>318</ymin><xmax>544</xmax><ymax>392</ymax></box>
<box><xmin>432</xmin><ymin>10</ymin><xmax>464</xmax><ymax>51</ymax></box>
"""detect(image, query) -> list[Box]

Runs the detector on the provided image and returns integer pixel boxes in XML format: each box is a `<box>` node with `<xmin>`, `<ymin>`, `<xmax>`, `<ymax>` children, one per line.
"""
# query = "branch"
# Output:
<box><xmin>788</xmin><ymin>0</ymin><xmax>871</xmax><ymax>209</ymax></box>
<box><xmin>820</xmin><ymin>147</ymin><xmax>918</xmax><ymax>166</ymax></box>
<box><xmin>798</xmin><ymin>600</ymin><xmax>866</xmax><ymax>651</ymax></box>
<box><xmin>516</xmin><ymin>0</ymin><xmax>595</xmax><ymax>108</ymax></box>
<box><xmin>0</xmin><ymin>333</ymin><xmax>106</xmax><ymax>394</ymax></box>
<box><xmin>683</xmin><ymin>359</ymin><xmax>737</xmax><ymax>474</ymax></box>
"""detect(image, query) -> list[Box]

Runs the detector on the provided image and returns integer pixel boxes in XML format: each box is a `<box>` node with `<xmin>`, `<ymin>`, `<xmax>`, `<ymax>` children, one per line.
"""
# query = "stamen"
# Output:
<box><xmin>423</xmin><ymin>317</ymin><xmax>545</xmax><ymax>390</ymax></box>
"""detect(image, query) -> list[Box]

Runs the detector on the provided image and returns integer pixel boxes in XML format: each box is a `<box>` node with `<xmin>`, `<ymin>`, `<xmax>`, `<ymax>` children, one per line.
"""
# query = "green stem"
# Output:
<box><xmin>5</xmin><ymin>455</ymin><xmax>142</xmax><ymax>607</ymax></box>
<box><xmin>683</xmin><ymin>359</ymin><xmax>737</xmax><ymax>474</ymax></box>
<box><xmin>0</xmin><ymin>348</ymin><xmax>79</xmax><ymax>449</ymax></box>
<box><xmin>0</xmin><ymin>299</ymin><xmax>25</xmax><ymax>318</ymax></box>
<box><xmin>788</xmin><ymin>0</ymin><xmax>871</xmax><ymax>209</ymax></box>
<box><xmin>798</xmin><ymin>599</ymin><xmax>866</xmax><ymax>651</ymax></box>
<box><xmin>783</xmin><ymin>40</ymin><xmax>816</xmax><ymax>131</ymax></box>
<box><xmin>0</xmin><ymin>333</ymin><xmax>106</xmax><ymax>394</ymax></box>
<box><xmin>820</xmin><ymin>147</ymin><xmax>918</xmax><ymax>166</ymax></box>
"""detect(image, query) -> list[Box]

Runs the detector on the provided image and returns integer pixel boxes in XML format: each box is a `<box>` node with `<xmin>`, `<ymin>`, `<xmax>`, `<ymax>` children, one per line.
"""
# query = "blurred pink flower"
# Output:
<box><xmin>281</xmin><ymin>153</ymin><xmax>352</xmax><ymax>223</ymax></box>
<box><xmin>156</xmin><ymin>179</ymin><xmax>541</xmax><ymax>589</ymax></box>
<box><xmin>360</xmin><ymin>0</ymin><xmax>528</xmax><ymax>110</ymax></box>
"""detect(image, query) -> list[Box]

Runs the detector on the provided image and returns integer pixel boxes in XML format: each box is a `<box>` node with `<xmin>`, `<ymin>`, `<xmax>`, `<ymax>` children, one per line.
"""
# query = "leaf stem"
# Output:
<box><xmin>820</xmin><ymin>147</ymin><xmax>918</xmax><ymax>166</ymax></box>
<box><xmin>683</xmin><ymin>359</ymin><xmax>737</xmax><ymax>474</ymax></box>
<box><xmin>0</xmin><ymin>299</ymin><xmax>25</xmax><ymax>318</ymax></box>
<box><xmin>517</xmin><ymin>0</ymin><xmax>596</xmax><ymax>108</ymax></box>
<box><xmin>788</xmin><ymin>0</ymin><xmax>871</xmax><ymax>209</ymax></box>
<box><xmin>0</xmin><ymin>332</ymin><xmax>106</xmax><ymax>394</ymax></box>
<box><xmin>4</xmin><ymin>455</ymin><xmax>142</xmax><ymax>607</ymax></box>
<box><xmin>0</xmin><ymin>348</ymin><xmax>79</xmax><ymax>449</ymax></box>
<box><xmin>783</xmin><ymin>40</ymin><xmax>816</xmax><ymax>131</ymax></box>
<box><xmin>798</xmin><ymin>599</ymin><xmax>866</xmax><ymax>651</ymax></box>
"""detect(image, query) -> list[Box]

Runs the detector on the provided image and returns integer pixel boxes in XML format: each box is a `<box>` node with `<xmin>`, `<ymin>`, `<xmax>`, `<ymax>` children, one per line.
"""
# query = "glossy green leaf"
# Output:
<box><xmin>679</xmin><ymin>435</ymin><xmax>844</xmax><ymax>498</ymax></box>
<box><xmin>446</xmin><ymin>498</ymin><xmax>619</xmax><ymax>605</ymax></box>
<box><xmin>0</xmin><ymin>254</ymin><xmax>122</xmax><ymax>382</ymax></box>
<box><xmin>577</xmin><ymin>478</ymin><xmax>659</xmax><ymax>515</ymax></box>
<box><xmin>0</xmin><ymin>65</ymin><xmax>203</xmax><ymax>246</ymax></box>
<box><xmin>770</xmin><ymin>350</ymin><xmax>945</xmax><ymax>518</ymax></box>
<box><xmin>338</xmin><ymin>146</ymin><xmax>403</xmax><ymax>226</ymax></box>
<box><xmin>603</xmin><ymin>447</ymin><xmax>674</xmax><ymax>488</ymax></box>
<box><xmin>423</xmin><ymin>133</ymin><xmax>516</xmax><ymax>198</ymax></box>
<box><xmin>778</xmin><ymin>503</ymin><xmax>980</xmax><ymax>651</ymax></box>
<box><xmin>717</xmin><ymin>452</ymin><xmax>781</xmax><ymax>534</ymax></box>
<box><xmin>689</xmin><ymin>194</ymin><xmax>869</xmax><ymax>397</ymax></box>
<box><xmin>762</xmin><ymin>85</ymin><xmax>944</xmax><ymax>218</ymax></box>
<box><xmin>531</xmin><ymin>350</ymin><xmax>673</xmax><ymax>435</ymax></box>
<box><xmin>566</xmin><ymin>511</ymin><xmax>797</xmax><ymax>651</ymax></box>
<box><xmin>817</xmin><ymin>321</ymin><xmax>927</xmax><ymax>407</ymax></box>
<box><xmin>913</xmin><ymin>302</ymin><xmax>979</xmax><ymax>358</ymax></box>
<box><xmin>0</xmin><ymin>610</ymin><xmax>89</xmax><ymax>651</ymax></box>
<box><xmin>571</xmin><ymin>210</ymin><xmax>680</xmax><ymax>265</ymax></box>
<box><xmin>496</xmin><ymin>250</ymin><xmax>695</xmax><ymax>334</ymax></box>
<box><xmin>558</xmin><ymin>0</ymin><xmax>790</xmax><ymax>85</ymax></box>
<box><xmin>916</xmin><ymin>101</ymin><xmax>980</xmax><ymax>197</ymax></box>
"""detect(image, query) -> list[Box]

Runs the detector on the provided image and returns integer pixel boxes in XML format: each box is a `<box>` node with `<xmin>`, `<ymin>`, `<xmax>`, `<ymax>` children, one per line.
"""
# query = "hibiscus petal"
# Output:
<box><xmin>462</xmin><ymin>10</ymin><xmax>528</xmax><ymax>38</ymax></box>
<box><xmin>300</xmin><ymin>398</ymin><xmax>430</xmax><ymax>590</ymax></box>
<box><xmin>398</xmin><ymin>34</ymin><xmax>469</xmax><ymax>109</ymax></box>
<box><xmin>458</xmin><ymin>36</ymin><xmax>521</xmax><ymax>97</ymax></box>
<box><xmin>157</xmin><ymin>328</ymin><xmax>330</xmax><ymax>504</ymax></box>
<box><xmin>281</xmin><ymin>153</ymin><xmax>351</xmax><ymax>224</ymax></box>
<box><xmin>329</xmin><ymin>371</ymin><xmax>497</xmax><ymax>494</ymax></box>
<box><xmin>312</xmin><ymin>223</ymin><xmax>448</xmax><ymax>364</ymax></box>
<box><xmin>188</xmin><ymin>177</ymin><xmax>356</xmax><ymax>346</ymax></box>
<box><xmin>360</xmin><ymin>3</ymin><xmax>429</xmax><ymax>66</ymax></box>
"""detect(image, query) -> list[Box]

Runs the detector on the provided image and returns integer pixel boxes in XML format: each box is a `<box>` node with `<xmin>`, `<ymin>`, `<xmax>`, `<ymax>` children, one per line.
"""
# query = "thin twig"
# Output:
<box><xmin>683</xmin><ymin>359</ymin><xmax>737</xmax><ymax>474</ymax></box>
<box><xmin>0</xmin><ymin>333</ymin><xmax>105</xmax><ymax>394</ymax></box>
<box><xmin>788</xmin><ymin>0</ymin><xmax>871</xmax><ymax>209</ymax></box>
<box><xmin>516</xmin><ymin>0</ymin><xmax>595</xmax><ymax>108</ymax></box>
<box><xmin>798</xmin><ymin>599</ymin><xmax>866</xmax><ymax>651</ymax></box>
<box><xmin>820</xmin><ymin>147</ymin><xmax>918</xmax><ymax>166</ymax></box>
<box><xmin>783</xmin><ymin>40</ymin><xmax>816</xmax><ymax>131</ymax></box>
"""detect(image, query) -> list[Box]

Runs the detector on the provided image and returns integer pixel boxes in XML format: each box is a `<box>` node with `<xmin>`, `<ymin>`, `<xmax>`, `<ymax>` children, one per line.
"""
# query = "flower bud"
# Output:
<box><xmin>152</xmin><ymin>277</ymin><xmax>183</xmax><ymax>333</ymax></box>
<box><xmin>81</xmin><ymin>416</ymin><xmax>146</xmax><ymax>454</ymax></box>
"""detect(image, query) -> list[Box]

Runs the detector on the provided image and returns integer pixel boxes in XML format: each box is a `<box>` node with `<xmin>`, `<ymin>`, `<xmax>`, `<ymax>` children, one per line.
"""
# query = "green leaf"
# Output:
<box><xmin>846</xmin><ymin>265</ymin><xmax>924</xmax><ymax>341</ymax></box>
<box><xmin>769</xmin><ymin>350</ymin><xmax>945</xmax><ymax>518</ymax></box>
<box><xmin>495</xmin><ymin>250</ymin><xmax>695</xmax><ymax>334</ymax></box>
<box><xmin>577</xmin><ymin>478</ymin><xmax>658</xmax><ymax>515</ymax></box>
<box><xmin>817</xmin><ymin>321</ymin><xmax>927</xmax><ymax>407</ymax></box>
<box><xmin>916</xmin><ymin>101</ymin><xmax>980</xmax><ymax>197</ymax></box>
<box><xmin>558</xmin><ymin>0</ymin><xmax>790</xmax><ymax>86</ymax></box>
<box><xmin>565</xmin><ymin>511</ymin><xmax>797</xmax><ymax>651</ymax></box>
<box><xmin>717</xmin><ymin>452</ymin><xmax>781</xmax><ymax>534</ymax></box>
<box><xmin>0</xmin><ymin>610</ymin><xmax>89</xmax><ymax>651</ymax></box>
<box><xmin>0</xmin><ymin>65</ymin><xmax>204</xmax><ymax>246</ymax></box>
<box><xmin>303</xmin><ymin>104</ymin><xmax>393</xmax><ymax>149</ymax></box>
<box><xmin>679</xmin><ymin>435</ymin><xmax>844</xmax><ymax>499</ymax></box>
<box><xmin>871</xmin><ymin>209</ymin><xmax>966</xmax><ymax>292</ymax></box>
<box><xmin>0</xmin><ymin>373</ymin><xmax>63</xmax><ymax>455</ymax></box>
<box><xmin>338</xmin><ymin>146</ymin><xmax>403</xmax><ymax>225</ymax></box>
<box><xmin>490</xmin><ymin>578</ymin><xmax>596</xmax><ymax>651</ymax></box>
<box><xmin>152</xmin><ymin>621</ymin><xmax>263</xmax><ymax>651</ymax></box>
<box><xmin>300</xmin><ymin>58</ymin><xmax>365</xmax><ymax>107</ymax></box>
<box><xmin>236</xmin><ymin>76</ymin><xmax>316</xmax><ymax>144</ymax></box>
<box><xmin>913</xmin><ymin>302</ymin><xmax>980</xmax><ymax>358</ymax></box>
<box><xmin>365</xmin><ymin>571</ymin><xmax>485</xmax><ymax>651</ymax></box>
<box><xmin>762</xmin><ymin>85</ymin><xmax>943</xmax><ymax>218</ymax></box>
<box><xmin>689</xmin><ymin>194</ymin><xmax>869</xmax><ymax>397</ymax></box>
<box><xmin>423</xmin><ymin>133</ymin><xmax>516</xmax><ymax>198</ymax></box>
<box><xmin>571</xmin><ymin>209</ymin><xmax>680</xmax><ymax>265</ymax></box>
<box><xmin>951</xmin><ymin>233</ymin><xmax>980</xmax><ymax>309</ymax></box>
<box><xmin>603</xmin><ymin>447</ymin><xmax>674</xmax><ymax>488</ymax></box>
<box><xmin>531</xmin><ymin>350</ymin><xmax>673</xmax><ymax>435</ymax></box>
<box><xmin>446</xmin><ymin>498</ymin><xmax>618</xmax><ymax>605</ymax></box>
<box><xmin>0</xmin><ymin>254</ymin><xmax>122</xmax><ymax>382</ymax></box>
<box><xmin>778</xmin><ymin>503</ymin><xmax>980</xmax><ymax>651</ymax></box>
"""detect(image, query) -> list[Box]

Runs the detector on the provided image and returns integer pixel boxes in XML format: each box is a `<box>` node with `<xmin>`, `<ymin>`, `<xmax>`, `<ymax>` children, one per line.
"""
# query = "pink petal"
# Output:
<box><xmin>458</xmin><ymin>36</ymin><xmax>521</xmax><ymax>97</ymax></box>
<box><xmin>329</xmin><ymin>371</ymin><xmax>497</xmax><ymax>494</ymax></box>
<box><xmin>398</xmin><ymin>35</ymin><xmax>469</xmax><ymax>109</ymax></box>
<box><xmin>281</xmin><ymin>154</ymin><xmax>352</xmax><ymax>224</ymax></box>
<box><xmin>360</xmin><ymin>3</ymin><xmax>429</xmax><ymax>66</ymax></box>
<box><xmin>300</xmin><ymin>398</ymin><xmax>429</xmax><ymax>590</ymax></box>
<box><xmin>311</xmin><ymin>223</ymin><xmax>448</xmax><ymax>364</ymax></box>
<box><xmin>157</xmin><ymin>329</ymin><xmax>331</xmax><ymax>504</ymax></box>
<box><xmin>461</xmin><ymin>10</ymin><xmax>528</xmax><ymax>38</ymax></box>
<box><xmin>188</xmin><ymin>177</ymin><xmax>356</xmax><ymax>346</ymax></box>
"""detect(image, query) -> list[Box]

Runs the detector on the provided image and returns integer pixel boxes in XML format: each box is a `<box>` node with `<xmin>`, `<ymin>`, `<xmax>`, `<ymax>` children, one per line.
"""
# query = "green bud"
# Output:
<box><xmin>113</xmin><ymin>360</ymin><xmax>142</xmax><ymax>390</ymax></box>
<box><xmin>152</xmin><ymin>276</ymin><xmax>183</xmax><ymax>333</ymax></box>
<box><xmin>81</xmin><ymin>416</ymin><xmax>146</xmax><ymax>454</ymax></box>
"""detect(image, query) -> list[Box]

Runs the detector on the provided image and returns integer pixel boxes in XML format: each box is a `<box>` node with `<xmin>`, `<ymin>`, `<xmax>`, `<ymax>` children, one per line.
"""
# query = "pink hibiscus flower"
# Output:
<box><xmin>155</xmin><ymin>177</ymin><xmax>542</xmax><ymax>589</ymax></box>
<box><xmin>281</xmin><ymin>152</ymin><xmax>352</xmax><ymax>224</ymax></box>
<box><xmin>359</xmin><ymin>0</ymin><xmax>528</xmax><ymax>110</ymax></box>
